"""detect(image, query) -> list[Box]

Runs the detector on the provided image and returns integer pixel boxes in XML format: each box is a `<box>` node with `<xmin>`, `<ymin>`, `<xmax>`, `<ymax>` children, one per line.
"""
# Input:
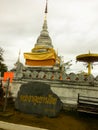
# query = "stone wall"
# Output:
<box><xmin>11</xmin><ymin>79</ymin><xmax>98</xmax><ymax>111</ymax></box>
<box><xmin>51</xmin><ymin>83</ymin><xmax>98</xmax><ymax>110</ymax></box>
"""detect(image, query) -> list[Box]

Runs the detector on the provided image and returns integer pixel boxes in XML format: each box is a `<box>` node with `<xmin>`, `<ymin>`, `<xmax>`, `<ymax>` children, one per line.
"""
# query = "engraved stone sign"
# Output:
<box><xmin>15</xmin><ymin>82</ymin><xmax>62</xmax><ymax>117</ymax></box>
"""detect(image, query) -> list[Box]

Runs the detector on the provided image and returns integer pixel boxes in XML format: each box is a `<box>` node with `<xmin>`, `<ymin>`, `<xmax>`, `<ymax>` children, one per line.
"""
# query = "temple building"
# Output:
<box><xmin>24</xmin><ymin>0</ymin><xmax>60</xmax><ymax>68</ymax></box>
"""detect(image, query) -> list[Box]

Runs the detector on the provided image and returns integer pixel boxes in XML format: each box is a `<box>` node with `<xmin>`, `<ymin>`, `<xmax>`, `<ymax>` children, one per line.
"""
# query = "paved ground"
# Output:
<box><xmin>0</xmin><ymin>121</ymin><xmax>48</xmax><ymax>130</ymax></box>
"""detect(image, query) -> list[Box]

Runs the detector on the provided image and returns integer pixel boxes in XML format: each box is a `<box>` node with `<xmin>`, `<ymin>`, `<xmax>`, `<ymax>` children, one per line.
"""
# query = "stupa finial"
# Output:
<box><xmin>44</xmin><ymin>0</ymin><xmax>48</xmax><ymax>20</ymax></box>
<box><xmin>89</xmin><ymin>50</ymin><xmax>91</xmax><ymax>54</ymax></box>
<box><xmin>14</xmin><ymin>49</ymin><xmax>21</xmax><ymax>66</ymax></box>
<box><xmin>17</xmin><ymin>49</ymin><xmax>21</xmax><ymax>62</ymax></box>
<box><xmin>45</xmin><ymin>0</ymin><xmax>48</xmax><ymax>13</ymax></box>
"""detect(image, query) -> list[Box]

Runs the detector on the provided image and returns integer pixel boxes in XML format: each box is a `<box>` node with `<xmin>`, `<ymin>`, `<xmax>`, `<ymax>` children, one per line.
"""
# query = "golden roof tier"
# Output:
<box><xmin>24</xmin><ymin>47</ymin><xmax>58</xmax><ymax>66</ymax></box>
<box><xmin>76</xmin><ymin>51</ymin><xmax>98</xmax><ymax>75</ymax></box>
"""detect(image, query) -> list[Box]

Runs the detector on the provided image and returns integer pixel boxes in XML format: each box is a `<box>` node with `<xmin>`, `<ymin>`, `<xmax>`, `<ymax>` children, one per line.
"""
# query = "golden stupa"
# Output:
<box><xmin>24</xmin><ymin>0</ymin><xmax>60</xmax><ymax>67</ymax></box>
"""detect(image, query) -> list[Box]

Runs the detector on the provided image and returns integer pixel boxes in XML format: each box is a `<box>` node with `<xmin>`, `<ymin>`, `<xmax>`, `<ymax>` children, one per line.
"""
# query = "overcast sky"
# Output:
<box><xmin>0</xmin><ymin>0</ymin><xmax>98</xmax><ymax>76</ymax></box>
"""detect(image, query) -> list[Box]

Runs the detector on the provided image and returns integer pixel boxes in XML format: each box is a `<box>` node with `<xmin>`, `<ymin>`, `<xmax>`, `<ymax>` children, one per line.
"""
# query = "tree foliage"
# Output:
<box><xmin>0</xmin><ymin>47</ymin><xmax>8</xmax><ymax>76</ymax></box>
<box><xmin>59</xmin><ymin>56</ymin><xmax>72</xmax><ymax>73</ymax></box>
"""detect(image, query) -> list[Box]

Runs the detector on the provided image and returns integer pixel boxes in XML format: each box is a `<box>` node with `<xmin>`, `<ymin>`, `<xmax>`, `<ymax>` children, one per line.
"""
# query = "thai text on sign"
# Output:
<box><xmin>19</xmin><ymin>94</ymin><xmax>57</xmax><ymax>105</ymax></box>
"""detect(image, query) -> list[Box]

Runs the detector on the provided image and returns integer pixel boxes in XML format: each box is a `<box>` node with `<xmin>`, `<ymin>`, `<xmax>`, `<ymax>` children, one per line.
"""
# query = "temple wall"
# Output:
<box><xmin>10</xmin><ymin>79</ymin><xmax>98</xmax><ymax>111</ymax></box>
<box><xmin>51</xmin><ymin>83</ymin><xmax>98</xmax><ymax>110</ymax></box>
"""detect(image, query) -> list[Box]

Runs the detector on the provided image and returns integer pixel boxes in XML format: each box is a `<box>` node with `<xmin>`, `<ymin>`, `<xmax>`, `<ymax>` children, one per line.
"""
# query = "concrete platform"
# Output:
<box><xmin>0</xmin><ymin>121</ymin><xmax>48</xmax><ymax>130</ymax></box>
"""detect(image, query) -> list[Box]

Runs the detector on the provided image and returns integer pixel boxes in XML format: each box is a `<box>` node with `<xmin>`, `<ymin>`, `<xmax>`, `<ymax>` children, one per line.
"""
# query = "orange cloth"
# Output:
<box><xmin>24</xmin><ymin>47</ymin><xmax>57</xmax><ymax>66</ymax></box>
<box><xmin>3</xmin><ymin>72</ymin><xmax>14</xmax><ymax>82</ymax></box>
<box><xmin>25</xmin><ymin>59</ymin><xmax>55</xmax><ymax>66</ymax></box>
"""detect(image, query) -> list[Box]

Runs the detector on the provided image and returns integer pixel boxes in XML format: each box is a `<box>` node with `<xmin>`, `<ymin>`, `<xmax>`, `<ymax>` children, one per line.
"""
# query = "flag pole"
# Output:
<box><xmin>3</xmin><ymin>78</ymin><xmax>10</xmax><ymax>112</ymax></box>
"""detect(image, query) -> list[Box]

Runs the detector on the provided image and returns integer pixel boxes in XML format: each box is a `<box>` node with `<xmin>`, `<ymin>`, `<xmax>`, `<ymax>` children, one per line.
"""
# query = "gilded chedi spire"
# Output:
<box><xmin>24</xmin><ymin>0</ymin><xmax>59</xmax><ymax>67</ymax></box>
<box><xmin>35</xmin><ymin>0</ymin><xmax>53</xmax><ymax>48</ymax></box>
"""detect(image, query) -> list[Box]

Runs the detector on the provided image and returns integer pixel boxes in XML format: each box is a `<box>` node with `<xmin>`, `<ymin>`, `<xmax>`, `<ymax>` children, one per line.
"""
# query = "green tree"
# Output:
<box><xmin>59</xmin><ymin>56</ymin><xmax>72</xmax><ymax>73</ymax></box>
<box><xmin>0</xmin><ymin>47</ymin><xmax>8</xmax><ymax>76</ymax></box>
